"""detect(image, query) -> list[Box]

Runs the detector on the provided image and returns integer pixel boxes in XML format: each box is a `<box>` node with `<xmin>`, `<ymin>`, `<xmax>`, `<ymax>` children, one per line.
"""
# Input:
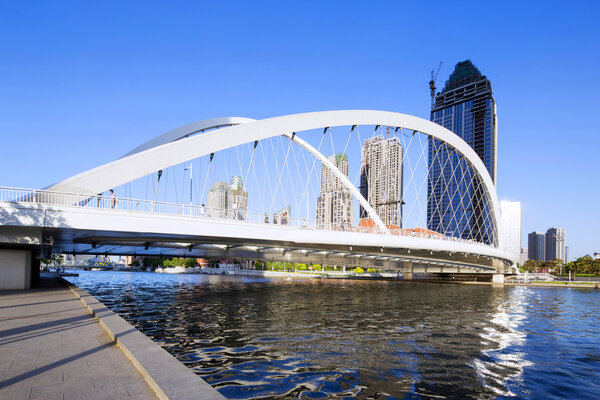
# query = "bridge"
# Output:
<box><xmin>0</xmin><ymin>110</ymin><xmax>516</xmax><ymax>289</ymax></box>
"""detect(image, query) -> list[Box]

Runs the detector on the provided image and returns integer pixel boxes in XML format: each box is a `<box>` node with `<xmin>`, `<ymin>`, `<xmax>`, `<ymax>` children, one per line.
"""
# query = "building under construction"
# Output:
<box><xmin>359</xmin><ymin>136</ymin><xmax>404</xmax><ymax>227</ymax></box>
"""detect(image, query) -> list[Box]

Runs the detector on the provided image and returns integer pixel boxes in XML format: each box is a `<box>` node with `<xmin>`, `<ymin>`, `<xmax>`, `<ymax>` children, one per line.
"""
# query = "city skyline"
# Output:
<box><xmin>0</xmin><ymin>2</ymin><xmax>598</xmax><ymax>258</ymax></box>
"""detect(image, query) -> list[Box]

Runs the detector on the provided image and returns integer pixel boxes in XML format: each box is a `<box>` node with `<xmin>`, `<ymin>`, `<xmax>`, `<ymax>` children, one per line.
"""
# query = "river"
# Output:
<box><xmin>66</xmin><ymin>271</ymin><xmax>600</xmax><ymax>399</ymax></box>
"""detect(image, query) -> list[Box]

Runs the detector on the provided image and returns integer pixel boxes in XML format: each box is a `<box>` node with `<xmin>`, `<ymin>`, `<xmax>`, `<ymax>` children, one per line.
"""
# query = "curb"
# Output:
<box><xmin>56</xmin><ymin>276</ymin><xmax>226</xmax><ymax>400</ymax></box>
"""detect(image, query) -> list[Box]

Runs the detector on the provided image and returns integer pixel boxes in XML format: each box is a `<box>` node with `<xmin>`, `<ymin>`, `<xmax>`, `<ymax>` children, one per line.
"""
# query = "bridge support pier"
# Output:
<box><xmin>403</xmin><ymin>261</ymin><xmax>413</xmax><ymax>281</ymax></box>
<box><xmin>492</xmin><ymin>274</ymin><xmax>505</xmax><ymax>283</ymax></box>
<box><xmin>0</xmin><ymin>249</ymin><xmax>39</xmax><ymax>290</ymax></box>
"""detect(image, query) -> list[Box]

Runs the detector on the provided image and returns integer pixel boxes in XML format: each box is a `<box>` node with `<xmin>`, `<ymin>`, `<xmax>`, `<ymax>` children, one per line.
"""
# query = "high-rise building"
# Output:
<box><xmin>520</xmin><ymin>248</ymin><xmax>529</xmax><ymax>265</ymax></box>
<box><xmin>528</xmin><ymin>231</ymin><xmax>546</xmax><ymax>262</ymax></box>
<box><xmin>316</xmin><ymin>153</ymin><xmax>353</xmax><ymax>230</ymax></box>
<box><xmin>207</xmin><ymin>177</ymin><xmax>248</xmax><ymax>220</ymax></box>
<box><xmin>545</xmin><ymin>227</ymin><xmax>566</xmax><ymax>262</ymax></box>
<box><xmin>207</xmin><ymin>181</ymin><xmax>230</xmax><ymax>218</ymax></box>
<box><xmin>229</xmin><ymin>176</ymin><xmax>248</xmax><ymax>220</ymax></box>
<box><xmin>428</xmin><ymin>60</ymin><xmax>497</xmax><ymax>245</ymax></box>
<box><xmin>359</xmin><ymin>136</ymin><xmax>403</xmax><ymax>226</ymax></box>
<box><xmin>500</xmin><ymin>201</ymin><xmax>521</xmax><ymax>264</ymax></box>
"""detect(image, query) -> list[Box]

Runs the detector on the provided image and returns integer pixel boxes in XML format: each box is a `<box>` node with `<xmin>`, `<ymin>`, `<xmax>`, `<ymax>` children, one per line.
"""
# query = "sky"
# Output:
<box><xmin>1</xmin><ymin>1</ymin><xmax>599</xmax><ymax>259</ymax></box>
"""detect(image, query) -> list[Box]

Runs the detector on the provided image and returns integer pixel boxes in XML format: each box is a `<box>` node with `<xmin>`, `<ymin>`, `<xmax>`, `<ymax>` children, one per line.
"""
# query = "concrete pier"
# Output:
<box><xmin>0</xmin><ymin>274</ymin><xmax>225</xmax><ymax>400</ymax></box>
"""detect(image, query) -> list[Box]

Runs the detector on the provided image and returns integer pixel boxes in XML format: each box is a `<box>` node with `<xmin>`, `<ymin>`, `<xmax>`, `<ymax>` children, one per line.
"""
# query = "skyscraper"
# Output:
<box><xmin>545</xmin><ymin>227</ymin><xmax>566</xmax><ymax>262</ymax></box>
<box><xmin>528</xmin><ymin>231</ymin><xmax>546</xmax><ymax>262</ymax></box>
<box><xmin>316</xmin><ymin>153</ymin><xmax>353</xmax><ymax>230</ymax></box>
<box><xmin>207</xmin><ymin>177</ymin><xmax>248</xmax><ymax>219</ymax></box>
<box><xmin>359</xmin><ymin>136</ymin><xmax>403</xmax><ymax>226</ymax></box>
<box><xmin>520</xmin><ymin>248</ymin><xmax>529</xmax><ymax>265</ymax></box>
<box><xmin>500</xmin><ymin>201</ymin><xmax>521</xmax><ymax>264</ymax></box>
<box><xmin>207</xmin><ymin>181</ymin><xmax>230</xmax><ymax>218</ymax></box>
<box><xmin>428</xmin><ymin>60</ymin><xmax>497</xmax><ymax>245</ymax></box>
<box><xmin>229</xmin><ymin>176</ymin><xmax>248</xmax><ymax>220</ymax></box>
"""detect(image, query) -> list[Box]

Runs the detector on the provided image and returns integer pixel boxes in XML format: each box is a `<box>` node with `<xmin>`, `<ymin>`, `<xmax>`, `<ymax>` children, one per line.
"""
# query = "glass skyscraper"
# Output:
<box><xmin>428</xmin><ymin>60</ymin><xmax>497</xmax><ymax>245</ymax></box>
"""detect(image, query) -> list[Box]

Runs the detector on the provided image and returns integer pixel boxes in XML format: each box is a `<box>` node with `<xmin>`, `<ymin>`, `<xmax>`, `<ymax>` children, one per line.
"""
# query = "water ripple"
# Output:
<box><xmin>67</xmin><ymin>271</ymin><xmax>600</xmax><ymax>399</ymax></box>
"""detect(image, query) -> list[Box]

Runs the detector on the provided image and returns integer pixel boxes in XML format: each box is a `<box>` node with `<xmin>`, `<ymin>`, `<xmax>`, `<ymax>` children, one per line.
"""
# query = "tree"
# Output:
<box><xmin>143</xmin><ymin>257</ymin><xmax>164</xmax><ymax>268</ymax></box>
<box><xmin>547</xmin><ymin>258</ymin><xmax>564</xmax><ymax>274</ymax></box>
<box><xmin>42</xmin><ymin>253</ymin><xmax>64</xmax><ymax>267</ymax></box>
<box><xmin>129</xmin><ymin>259</ymin><xmax>140</xmax><ymax>267</ymax></box>
<box><xmin>184</xmin><ymin>258</ymin><xmax>199</xmax><ymax>268</ymax></box>
<box><xmin>522</xmin><ymin>259</ymin><xmax>540</xmax><ymax>273</ymax></box>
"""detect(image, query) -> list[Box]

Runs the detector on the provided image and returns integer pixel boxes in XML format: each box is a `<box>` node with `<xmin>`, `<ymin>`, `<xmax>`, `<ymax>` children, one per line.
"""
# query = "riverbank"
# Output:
<box><xmin>154</xmin><ymin>267</ymin><xmax>600</xmax><ymax>288</ymax></box>
<box><xmin>0</xmin><ymin>273</ymin><xmax>225</xmax><ymax>400</ymax></box>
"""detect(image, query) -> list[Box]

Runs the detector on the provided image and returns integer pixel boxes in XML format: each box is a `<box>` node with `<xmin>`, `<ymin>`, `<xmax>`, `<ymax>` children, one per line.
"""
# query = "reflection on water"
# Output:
<box><xmin>67</xmin><ymin>272</ymin><xmax>600</xmax><ymax>399</ymax></box>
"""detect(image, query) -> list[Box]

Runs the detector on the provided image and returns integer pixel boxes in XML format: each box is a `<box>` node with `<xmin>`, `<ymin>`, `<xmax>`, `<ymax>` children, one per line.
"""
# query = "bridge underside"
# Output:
<box><xmin>0</xmin><ymin>221</ymin><xmax>508</xmax><ymax>275</ymax></box>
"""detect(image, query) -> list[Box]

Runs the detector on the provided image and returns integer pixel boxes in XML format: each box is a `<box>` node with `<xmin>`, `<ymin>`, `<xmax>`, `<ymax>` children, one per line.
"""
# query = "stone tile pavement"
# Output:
<box><xmin>0</xmin><ymin>274</ymin><xmax>158</xmax><ymax>400</ymax></box>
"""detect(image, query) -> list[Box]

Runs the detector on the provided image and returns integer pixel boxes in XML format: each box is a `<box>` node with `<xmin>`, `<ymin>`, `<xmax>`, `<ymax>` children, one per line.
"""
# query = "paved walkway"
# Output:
<box><xmin>0</xmin><ymin>274</ymin><xmax>158</xmax><ymax>400</ymax></box>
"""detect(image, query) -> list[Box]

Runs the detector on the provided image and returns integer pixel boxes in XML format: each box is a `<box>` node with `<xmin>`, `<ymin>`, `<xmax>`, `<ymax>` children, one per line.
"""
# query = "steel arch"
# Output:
<box><xmin>46</xmin><ymin>110</ymin><xmax>501</xmax><ymax>246</ymax></box>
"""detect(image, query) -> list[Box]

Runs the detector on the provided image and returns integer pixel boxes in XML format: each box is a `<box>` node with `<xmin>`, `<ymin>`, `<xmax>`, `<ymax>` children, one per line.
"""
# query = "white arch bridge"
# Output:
<box><xmin>0</xmin><ymin>110</ymin><xmax>515</xmax><ymax>289</ymax></box>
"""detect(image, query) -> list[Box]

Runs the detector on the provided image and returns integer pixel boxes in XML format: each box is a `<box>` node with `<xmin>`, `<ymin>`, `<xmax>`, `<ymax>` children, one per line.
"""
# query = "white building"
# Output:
<box><xmin>229</xmin><ymin>176</ymin><xmax>248</xmax><ymax>220</ymax></box>
<box><xmin>207</xmin><ymin>177</ymin><xmax>249</xmax><ymax>220</ymax></box>
<box><xmin>359</xmin><ymin>136</ymin><xmax>403</xmax><ymax>226</ymax></box>
<box><xmin>520</xmin><ymin>247</ymin><xmax>528</xmax><ymax>265</ymax></box>
<box><xmin>316</xmin><ymin>153</ymin><xmax>353</xmax><ymax>230</ymax></box>
<box><xmin>207</xmin><ymin>181</ymin><xmax>230</xmax><ymax>218</ymax></box>
<box><xmin>500</xmin><ymin>201</ymin><xmax>521</xmax><ymax>265</ymax></box>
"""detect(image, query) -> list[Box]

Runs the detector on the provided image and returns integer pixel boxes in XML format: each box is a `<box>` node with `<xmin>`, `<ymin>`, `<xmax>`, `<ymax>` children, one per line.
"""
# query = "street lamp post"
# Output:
<box><xmin>184</xmin><ymin>163</ymin><xmax>193</xmax><ymax>205</ymax></box>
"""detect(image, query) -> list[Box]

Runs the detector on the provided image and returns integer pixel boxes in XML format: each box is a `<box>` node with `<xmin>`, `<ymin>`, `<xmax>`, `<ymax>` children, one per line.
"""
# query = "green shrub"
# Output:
<box><xmin>184</xmin><ymin>258</ymin><xmax>199</xmax><ymax>268</ymax></box>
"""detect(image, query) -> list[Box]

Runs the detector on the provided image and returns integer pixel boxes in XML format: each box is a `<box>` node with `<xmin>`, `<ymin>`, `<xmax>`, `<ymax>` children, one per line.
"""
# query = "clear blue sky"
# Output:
<box><xmin>1</xmin><ymin>1</ymin><xmax>598</xmax><ymax>259</ymax></box>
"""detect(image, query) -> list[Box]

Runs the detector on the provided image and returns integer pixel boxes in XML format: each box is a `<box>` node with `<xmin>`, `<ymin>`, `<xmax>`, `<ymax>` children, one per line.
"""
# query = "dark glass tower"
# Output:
<box><xmin>427</xmin><ymin>60</ymin><xmax>497</xmax><ymax>245</ymax></box>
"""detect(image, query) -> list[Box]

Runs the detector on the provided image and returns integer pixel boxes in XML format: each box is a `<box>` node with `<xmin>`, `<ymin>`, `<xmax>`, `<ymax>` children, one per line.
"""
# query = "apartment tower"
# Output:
<box><xmin>528</xmin><ymin>231</ymin><xmax>546</xmax><ymax>262</ymax></box>
<box><xmin>545</xmin><ymin>227</ymin><xmax>566</xmax><ymax>263</ymax></box>
<box><xmin>316</xmin><ymin>153</ymin><xmax>353</xmax><ymax>230</ymax></box>
<box><xmin>359</xmin><ymin>136</ymin><xmax>403</xmax><ymax>227</ymax></box>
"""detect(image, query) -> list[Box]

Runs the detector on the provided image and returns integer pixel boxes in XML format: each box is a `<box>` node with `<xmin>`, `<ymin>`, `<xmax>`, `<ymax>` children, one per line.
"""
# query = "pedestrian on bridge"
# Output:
<box><xmin>110</xmin><ymin>189</ymin><xmax>117</xmax><ymax>209</ymax></box>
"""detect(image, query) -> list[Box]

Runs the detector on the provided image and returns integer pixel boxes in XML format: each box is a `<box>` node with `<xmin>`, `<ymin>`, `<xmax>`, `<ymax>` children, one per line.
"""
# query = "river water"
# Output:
<box><xmin>66</xmin><ymin>271</ymin><xmax>600</xmax><ymax>399</ymax></box>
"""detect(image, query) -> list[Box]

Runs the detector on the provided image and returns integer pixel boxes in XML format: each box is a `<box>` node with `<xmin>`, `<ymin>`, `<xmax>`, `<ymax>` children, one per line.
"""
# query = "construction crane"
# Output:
<box><xmin>429</xmin><ymin>61</ymin><xmax>443</xmax><ymax>107</ymax></box>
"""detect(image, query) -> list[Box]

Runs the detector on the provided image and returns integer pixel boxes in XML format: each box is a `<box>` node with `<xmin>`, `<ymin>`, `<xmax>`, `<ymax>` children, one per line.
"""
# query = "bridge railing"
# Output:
<box><xmin>0</xmin><ymin>186</ymin><xmax>482</xmax><ymax>244</ymax></box>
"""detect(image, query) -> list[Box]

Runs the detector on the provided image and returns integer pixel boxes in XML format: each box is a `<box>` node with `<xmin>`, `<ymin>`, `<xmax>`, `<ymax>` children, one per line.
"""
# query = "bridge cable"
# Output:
<box><xmin>267</xmin><ymin>136</ymin><xmax>284</xmax><ymax>212</ymax></box>
<box><xmin>424</xmin><ymin>139</ymin><xmax>453</xmax><ymax>233</ymax></box>
<box><xmin>249</xmin><ymin>141</ymin><xmax>265</xmax><ymax>217</ymax></box>
<box><xmin>296</xmin><ymin>138</ymin><xmax>313</xmax><ymax>222</ymax></box>
<box><xmin>298</xmin><ymin>126</ymin><xmax>328</xmax><ymax>224</ymax></box>
<box><xmin>284</xmin><ymin>135</ymin><xmax>302</xmax><ymax>223</ymax></box>
<box><xmin>171</xmin><ymin>166</ymin><xmax>179</xmax><ymax>205</ymax></box>
<box><xmin>201</xmin><ymin>153</ymin><xmax>214</xmax><ymax>205</ymax></box>
<box><xmin>280</xmin><ymin>134</ymin><xmax>298</xmax><ymax>216</ymax></box>
<box><xmin>270</xmin><ymin>136</ymin><xmax>293</xmax><ymax>214</ymax></box>
<box><xmin>289</xmin><ymin>136</ymin><xmax>307</xmax><ymax>222</ymax></box>
<box><xmin>400</xmin><ymin>128</ymin><xmax>423</xmax><ymax>226</ymax></box>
